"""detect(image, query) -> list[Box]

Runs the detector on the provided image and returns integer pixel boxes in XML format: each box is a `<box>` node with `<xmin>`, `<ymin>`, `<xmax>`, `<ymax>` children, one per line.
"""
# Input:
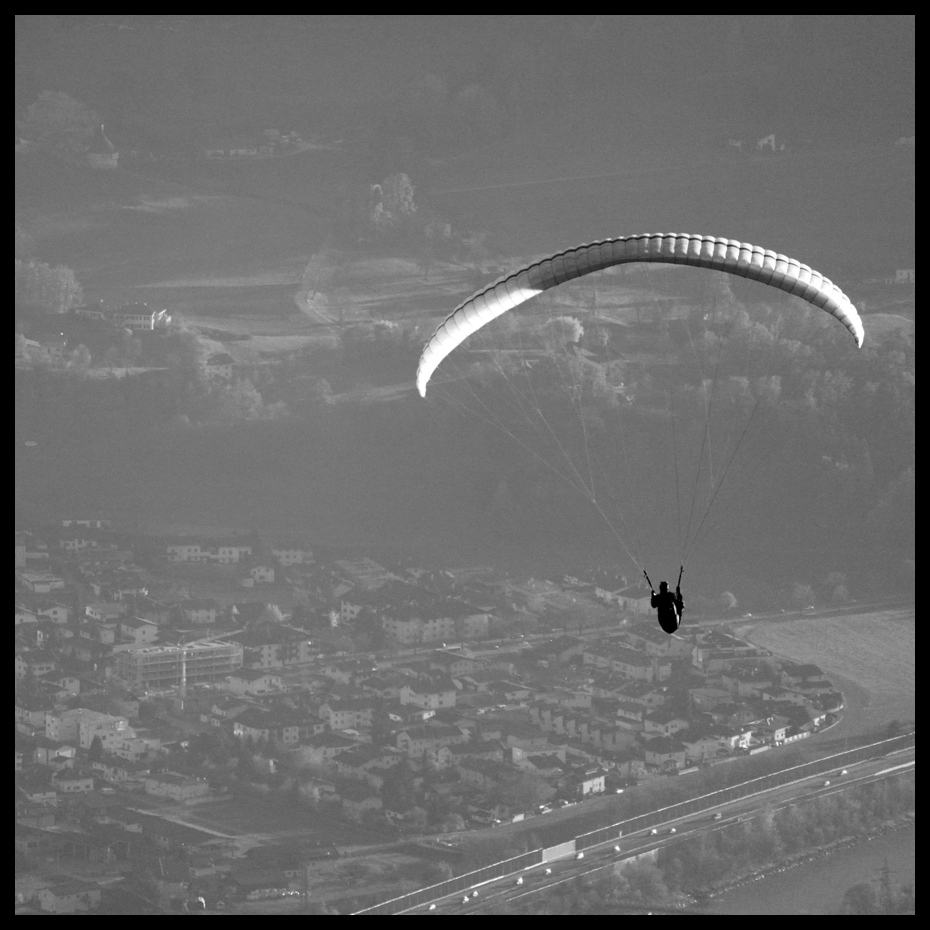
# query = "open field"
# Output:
<box><xmin>18</xmin><ymin>135</ymin><xmax>913</xmax><ymax>373</ymax></box>
<box><xmin>429</xmin><ymin>139</ymin><xmax>913</xmax><ymax>271</ymax></box>
<box><xmin>735</xmin><ymin>609</ymin><xmax>915</xmax><ymax>735</ymax></box>
<box><xmin>137</xmin><ymin>282</ymin><xmax>300</xmax><ymax>317</ymax></box>
<box><xmin>158</xmin><ymin>794</ymin><xmax>440</xmax><ymax>904</ymax></box>
<box><xmin>166</xmin><ymin>794</ymin><xmax>388</xmax><ymax>848</ymax></box>
<box><xmin>16</xmin><ymin>153</ymin><xmax>324</xmax><ymax>309</ymax></box>
<box><xmin>22</xmin><ymin>137</ymin><xmax>914</xmax><ymax>305</ymax></box>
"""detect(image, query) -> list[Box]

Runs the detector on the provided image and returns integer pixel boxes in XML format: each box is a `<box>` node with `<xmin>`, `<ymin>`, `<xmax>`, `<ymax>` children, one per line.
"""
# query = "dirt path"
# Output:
<box><xmin>294</xmin><ymin>249</ymin><xmax>340</xmax><ymax>329</ymax></box>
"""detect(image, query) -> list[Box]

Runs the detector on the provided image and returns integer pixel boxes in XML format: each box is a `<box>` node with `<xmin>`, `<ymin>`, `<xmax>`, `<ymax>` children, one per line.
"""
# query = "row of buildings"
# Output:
<box><xmin>15</xmin><ymin>517</ymin><xmax>844</xmax><ymax>910</ymax></box>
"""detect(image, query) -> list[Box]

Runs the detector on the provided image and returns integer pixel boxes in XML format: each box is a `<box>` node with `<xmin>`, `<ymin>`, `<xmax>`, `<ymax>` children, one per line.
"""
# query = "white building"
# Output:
<box><xmin>112</xmin><ymin>305</ymin><xmax>171</xmax><ymax>331</ymax></box>
<box><xmin>383</xmin><ymin>614</ymin><xmax>456</xmax><ymax>644</ymax></box>
<box><xmin>271</xmin><ymin>544</ymin><xmax>314</xmax><ymax>566</ymax></box>
<box><xmin>165</xmin><ymin>539</ymin><xmax>253</xmax><ymax>563</ymax></box>
<box><xmin>46</xmin><ymin>708</ymin><xmax>133</xmax><ymax>750</ymax></box>
<box><xmin>17</xmin><ymin>571</ymin><xmax>65</xmax><ymax>593</ymax></box>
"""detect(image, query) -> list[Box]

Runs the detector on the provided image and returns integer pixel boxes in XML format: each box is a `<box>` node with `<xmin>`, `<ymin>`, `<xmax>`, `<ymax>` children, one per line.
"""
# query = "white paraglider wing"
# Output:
<box><xmin>416</xmin><ymin>233</ymin><xmax>864</xmax><ymax>397</ymax></box>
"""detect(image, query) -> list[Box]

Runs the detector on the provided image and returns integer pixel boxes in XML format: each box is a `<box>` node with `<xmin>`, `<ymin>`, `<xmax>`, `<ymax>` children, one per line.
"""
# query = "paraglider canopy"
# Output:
<box><xmin>413</xmin><ymin>231</ymin><xmax>868</xmax><ymax>585</ymax></box>
<box><xmin>417</xmin><ymin>233</ymin><xmax>864</xmax><ymax>397</ymax></box>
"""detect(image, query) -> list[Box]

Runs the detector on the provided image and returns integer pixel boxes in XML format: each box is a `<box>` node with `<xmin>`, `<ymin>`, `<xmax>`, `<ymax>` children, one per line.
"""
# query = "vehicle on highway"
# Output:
<box><xmin>650</xmin><ymin>828</ymin><xmax>658</xmax><ymax>835</ymax></box>
<box><xmin>840</xmin><ymin>769</ymin><xmax>848</xmax><ymax>776</ymax></box>
<box><xmin>823</xmin><ymin>780</ymin><xmax>831</xmax><ymax>787</ymax></box>
<box><xmin>712</xmin><ymin>812</ymin><xmax>723</xmax><ymax>820</ymax></box>
<box><xmin>667</xmin><ymin>827</ymin><xmax>677</xmax><ymax>834</ymax></box>
<box><xmin>576</xmin><ymin>852</ymin><xmax>584</xmax><ymax>860</ymax></box>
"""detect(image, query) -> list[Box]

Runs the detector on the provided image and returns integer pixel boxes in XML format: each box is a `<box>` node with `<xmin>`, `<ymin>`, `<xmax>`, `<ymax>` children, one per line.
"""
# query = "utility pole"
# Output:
<box><xmin>177</xmin><ymin>630</ymin><xmax>245</xmax><ymax>706</ymax></box>
<box><xmin>874</xmin><ymin>857</ymin><xmax>894</xmax><ymax>914</ymax></box>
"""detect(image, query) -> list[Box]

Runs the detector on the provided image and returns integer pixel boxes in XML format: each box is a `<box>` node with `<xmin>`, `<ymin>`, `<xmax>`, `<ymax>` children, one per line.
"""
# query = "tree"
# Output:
<box><xmin>311</xmin><ymin>378</ymin><xmax>333</xmax><ymax>407</ymax></box>
<box><xmin>369</xmin><ymin>705</ymin><xmax>393</xmax><ymax>745</ymax></box>
<box><xmin>454</xmin><ymin>231</ymin><xmax>490</xmax><ymax>273</ymax></box>
<box><xmin>15</xmin><ymin>259</ymin><xmax>84</xmax><ymax>313</ymax></box>
<box><xmin>442</xmin><ymin>813</ymin><xmax>466</xmax><ymax>833</ymax></box>
<box><xmin>824</xmin><ymin>571</ymin><xmax>847</xmax><ymax>589</ymax></box>
<box><xmin>424</xmin><ymin>860</ymin><xmax>455</xmax><ymax>884</ymax></box>
<box><xmin>369</xmin><ymin>173</ymin><xmax>417</xmax><ymax>235</ymax></box>
<box><xmin>619</xmin><ymin>860</ymin><xmax>671</xmax><ymax>904</ymax></box>
<box><xmin>23</xmin><ymin>91</ymin><xmax>99</xmax><ymax>154</ymax></box>
<box><xmin>262</xmin><ymin>604</ymin><xmax>287</xmax><ymax>624</ymax></box>
<box><xmin>217</xmin><ymin>378</ymin><xmax>288</xmax><ymax>421</ymax></box>
<box><xmin>88</xmin><ymin>734</ymin><xmax>104</xmax><ymax>762</ymax></box>
<box><xmin>508</xmin><ymin>772</ymin><xmax>550</xmax><ymax>809</ymax></box>
<box><xmin>841</xmin><ymin>882</ymin><xmax>878</xmax><ymax>915</ymax></box>
<box><xmin>67</xmin><ymin>344</ymin><xmax>92</xmax><ymax>371</ymax></box>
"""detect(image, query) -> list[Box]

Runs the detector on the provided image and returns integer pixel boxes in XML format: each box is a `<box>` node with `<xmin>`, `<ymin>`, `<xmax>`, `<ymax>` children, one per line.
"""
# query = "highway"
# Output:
<box><xmin>404</xmin><ymin>747</ymin><xmax>915</xmax><ymax>914</ymax></box>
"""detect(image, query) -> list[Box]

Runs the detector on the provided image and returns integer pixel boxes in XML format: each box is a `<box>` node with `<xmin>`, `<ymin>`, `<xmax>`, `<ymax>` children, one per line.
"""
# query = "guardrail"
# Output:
<box><xmin>353</xmin><ymin>732</ymin><xmax>914</xmax><ymax>914</ymax></box>
<box><xmin>354</xmin><ymin>849</ymin><xmax>542</xmax><ymax>915</ymax></box>
<box><xmin>577</xmin><ymin>732</ymin><xmax>914</xmax><ymax>850</ymax></box>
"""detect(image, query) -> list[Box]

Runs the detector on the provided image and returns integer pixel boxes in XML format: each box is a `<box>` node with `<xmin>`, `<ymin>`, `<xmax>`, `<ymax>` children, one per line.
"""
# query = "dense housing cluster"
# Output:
<box><xmin>15</xmin><ymin>517</ymin><xmax>844</xmax><ymax>910</ymax></box>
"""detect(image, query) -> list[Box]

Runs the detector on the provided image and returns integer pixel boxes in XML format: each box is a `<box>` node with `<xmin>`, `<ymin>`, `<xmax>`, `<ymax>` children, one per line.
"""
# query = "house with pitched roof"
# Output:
<box><xmin>340</xmin><ymin>780</ymin><xmax>382</xmax><ymax>821</ymax></box>
<box><xmin>336</xmin><ymin>745</ymin><xmax>404</xmax><ymax>787</ymax></box>
<box><xmin>643</xmin><ymin>709</ymin><xmax>690</xmax><ymax>739</ymax></box>
<box><xmin>226</xmin><ymin>668</ymin><xmax>283</xmax><ymax>695</ymax></box>
<box><xmin>37</xmin><ymin>879</ymin><xmax>102</xmax><ymax>913</ymax></box>
<box><xmin>400</xmin><ymin>679</ymin><xmax>457</xmax><ymax>710</ymax></box>
<box><xmin>397</xmin><ymin>724</ymin><xmax>469</xmax><ymax>758</ymax></box>
<box><xmin>643</xmin><ymin>737</ymin><xmax>688</xmax><ymax>771</ymax></box>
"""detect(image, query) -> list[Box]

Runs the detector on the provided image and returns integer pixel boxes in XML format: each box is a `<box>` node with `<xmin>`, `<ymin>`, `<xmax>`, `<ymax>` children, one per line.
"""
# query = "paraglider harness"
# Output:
<box><xmin>645</xmin><ymin>566</ymin><xmax>684</xmax><ymax>634</ymax></box>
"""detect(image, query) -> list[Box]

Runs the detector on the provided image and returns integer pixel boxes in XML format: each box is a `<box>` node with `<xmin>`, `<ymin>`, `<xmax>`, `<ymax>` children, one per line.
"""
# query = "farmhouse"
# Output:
<box><xmin>37</xmin><ymin>879</ymin><xmax>102</xmax><ymax>913</ymax></box>
<box><xmin>112</xmin><ymin>304</ymin><xmax>170</xmax><ymax>331</ymax></box>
